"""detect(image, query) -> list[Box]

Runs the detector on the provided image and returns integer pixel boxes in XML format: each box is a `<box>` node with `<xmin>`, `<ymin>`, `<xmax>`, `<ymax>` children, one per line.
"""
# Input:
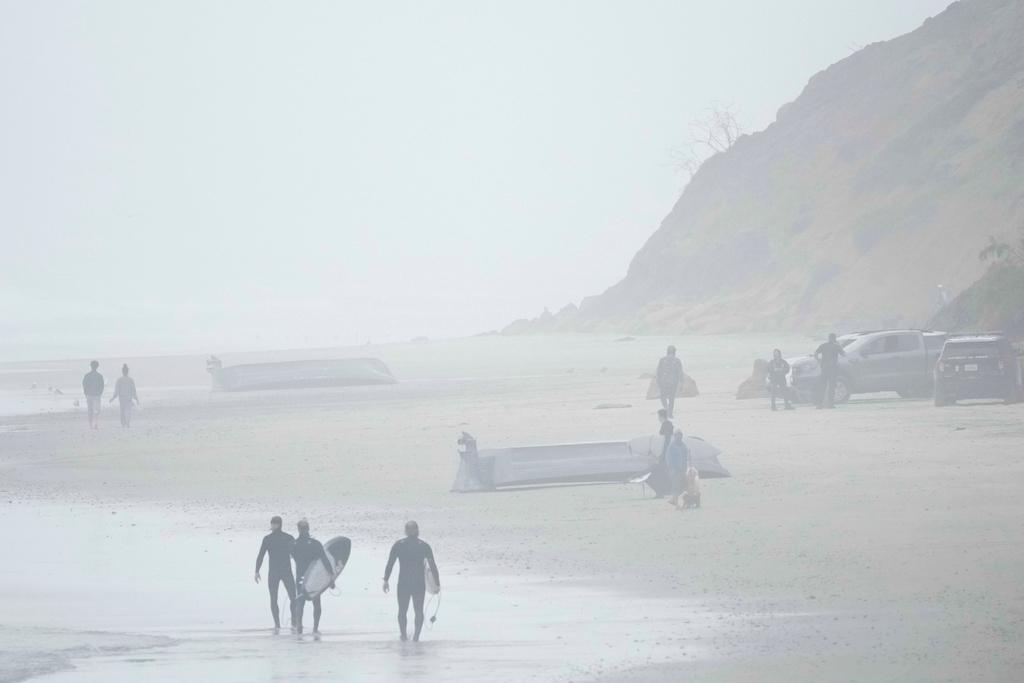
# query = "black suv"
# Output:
<box><xmin>934</xmin><ymin>334</ymin><xmax>1023</xmax><ymax>406</ymax></box>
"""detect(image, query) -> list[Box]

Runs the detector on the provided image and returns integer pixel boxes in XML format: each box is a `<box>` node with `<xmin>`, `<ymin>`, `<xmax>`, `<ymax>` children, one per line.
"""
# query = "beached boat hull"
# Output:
<box><xmin>452</xmin><ymin>434</ymin><xmax>729</xmax><ymax>492</ymax></box>
<box><xmin>208</xmin><ymin>358</ymin><xmax>396</xmax><ymax>392</ymax></box>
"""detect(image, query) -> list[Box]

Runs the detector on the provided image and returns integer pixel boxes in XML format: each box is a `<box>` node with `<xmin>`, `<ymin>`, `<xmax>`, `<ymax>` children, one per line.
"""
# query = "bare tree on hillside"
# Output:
<box><xmin>979</xmin><ymin>222</ymin><xmax>1024</xmax><ymax>266</ymax></box>
<box><xmin>673</xmin><ymin>104</ymin><xmax>745</xmax><ymax>179</ymax></box>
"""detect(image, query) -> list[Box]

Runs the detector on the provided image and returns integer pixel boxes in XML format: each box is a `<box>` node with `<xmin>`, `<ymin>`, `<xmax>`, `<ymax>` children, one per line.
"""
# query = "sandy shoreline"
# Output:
<box><xmin>5</xmin><ymin>501</ymin><xmax>736</xmax><ymax>683</ymax></box>
<box><xmin>2</xmin><ymin>334</ymin><xmax>1023</xmax><ymax>681</ymax></box>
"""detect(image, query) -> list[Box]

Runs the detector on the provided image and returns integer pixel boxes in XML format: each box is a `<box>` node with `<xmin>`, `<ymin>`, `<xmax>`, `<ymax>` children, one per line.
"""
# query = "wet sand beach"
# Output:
<box><xmin>2</xmin><ymin>334</ymin><xmax>1023</xmax><ymax>682</ymax></box>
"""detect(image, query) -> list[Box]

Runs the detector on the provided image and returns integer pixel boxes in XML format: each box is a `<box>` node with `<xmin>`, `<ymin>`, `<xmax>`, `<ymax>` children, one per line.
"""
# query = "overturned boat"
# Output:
<box><xmin>452</xmin><ymin>432</ymin><xmax>729</xmax><ymax>493</ymax></box>
<box><xmin>207</xmin><ymin>356</ymin><xmax>397</xmax><ymax>392</ymax></box>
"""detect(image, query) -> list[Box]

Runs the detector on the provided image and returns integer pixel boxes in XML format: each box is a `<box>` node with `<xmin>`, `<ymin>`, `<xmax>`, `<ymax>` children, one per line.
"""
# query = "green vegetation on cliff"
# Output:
<box><xmin>929</xmin><ymin>264</ymin><xmax>1024</xmax><ymax>336</ymax></box>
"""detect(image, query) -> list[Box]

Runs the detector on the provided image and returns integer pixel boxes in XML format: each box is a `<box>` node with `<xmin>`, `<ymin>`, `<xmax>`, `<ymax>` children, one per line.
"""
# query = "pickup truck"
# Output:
<box><xmin>788</xmin><ymin>329</ymin><xmax>947</xmax><ymax>403</ymax></box>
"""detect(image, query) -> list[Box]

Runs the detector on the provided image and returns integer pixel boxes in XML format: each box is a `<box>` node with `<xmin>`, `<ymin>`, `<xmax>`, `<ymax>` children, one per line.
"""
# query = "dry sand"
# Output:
<box><xmin>1</xmin><ymin>334</ymin><xmax>1023</xmax><ymax>682</ymax></box>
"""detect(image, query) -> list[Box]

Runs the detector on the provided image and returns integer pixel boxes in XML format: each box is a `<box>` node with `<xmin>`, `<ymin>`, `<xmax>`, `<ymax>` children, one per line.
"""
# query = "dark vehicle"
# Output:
<box><xmin>933</xmin><ymin>334</ymin><xmax>1023</xmax><ymax>406</ymax></box>
<box><xmin>789</xmin><ymin>330</ymin><xmax>947</xmax><ymax>403</ymax></box>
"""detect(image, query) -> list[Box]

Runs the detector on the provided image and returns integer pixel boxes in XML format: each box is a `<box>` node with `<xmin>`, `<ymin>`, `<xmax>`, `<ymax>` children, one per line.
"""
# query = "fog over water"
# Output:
<box><xmin>2</xmin><ymin>0</ymin><xmax>949</xmax><ymax>361</ymax></box>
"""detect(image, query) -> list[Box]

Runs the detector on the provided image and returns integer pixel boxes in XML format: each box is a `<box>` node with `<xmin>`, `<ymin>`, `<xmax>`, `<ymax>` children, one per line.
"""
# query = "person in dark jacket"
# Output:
<box><xmin>655</xmin><ymin>346</ymin><xmax>684</xmax><ymax>418</ymax></box>
<box><xmin>291</xmin><ymin>520</ymin><xmax>334</xmax><ymax>635</ymax></box>
<box><xmin>768</xmin><ymin>349</ymin><xmax>793</xmax><ymax>411</ymax></box>
<box><xmin>82</xmin><ymin>360</ymin><xmax>105</xmax><ymax>429</ymax></box>
<box><xmin>643</xmin><ymin>408</ymin><xmax>675</xmax><ymax>499</ymax></box>
<box><xmin>383</xmin><ymin>521</ymin><xmax>440</xmax><ymax>642</ymax></box>
<box><xmin>814</xmin><ymin>333</ymin><xmax>846</xmax><ymax>408</ymax></box>
<box><xmin>255</xmin><ymin>516</ymin><xmax>296</xmax><ymax>632</ymax></box>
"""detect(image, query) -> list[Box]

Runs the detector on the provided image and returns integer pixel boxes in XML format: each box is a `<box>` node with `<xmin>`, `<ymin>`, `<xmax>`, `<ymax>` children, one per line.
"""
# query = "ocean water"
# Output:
<box><xmin>1</xmin><ymin>502</ymin><xmax>745</xmax><ymax>683</ymax></box>
<box><xmin>0</xmin><ymin>628</ymin><xmax>173</xmax><ymax>683</ymax></box>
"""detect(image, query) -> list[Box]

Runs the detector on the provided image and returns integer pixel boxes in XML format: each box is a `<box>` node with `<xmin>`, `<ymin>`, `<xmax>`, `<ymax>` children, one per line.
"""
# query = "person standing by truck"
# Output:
<box><xmin>768</xmin><ymin>349</ymin><xmax>793</xmax><ymax>411</ymax></box>
<box><xmin>814</xmin><ymin>333</ymin><xmax>846</xmax><ymax>409</ymax></box>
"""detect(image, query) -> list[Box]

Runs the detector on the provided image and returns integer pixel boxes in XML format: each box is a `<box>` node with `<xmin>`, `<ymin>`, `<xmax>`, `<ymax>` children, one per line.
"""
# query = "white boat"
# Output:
<box><xmin>207</xmin><ymin>357</ymin><xmax>396</xmax><ymax>392</ymax></box>
<box><xmin>452</xmin><ymin>432</ymin><xmax>729</xmax><ymax>493</ymax></box>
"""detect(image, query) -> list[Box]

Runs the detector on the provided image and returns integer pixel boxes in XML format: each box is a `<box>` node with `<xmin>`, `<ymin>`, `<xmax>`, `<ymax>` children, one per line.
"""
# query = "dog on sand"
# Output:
<box><xmin>681</xmin><ymin>466</ymin><xmax>701</xmax><ymax>509</ymax></box>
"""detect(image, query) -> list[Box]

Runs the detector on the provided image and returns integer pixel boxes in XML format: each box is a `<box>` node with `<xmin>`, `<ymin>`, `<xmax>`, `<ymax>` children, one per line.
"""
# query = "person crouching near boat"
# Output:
<box><xmin>667</xmin><ymin>429</ymin><xmax>690</xmax><ymax>507</ymax></box>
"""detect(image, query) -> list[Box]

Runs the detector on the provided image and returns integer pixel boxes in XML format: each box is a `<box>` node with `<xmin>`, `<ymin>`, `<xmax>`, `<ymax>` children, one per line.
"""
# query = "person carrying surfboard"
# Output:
<box><xmin>291</xmin><ymin>519</ymin><xmax>334</xmax><ymax>635</ymax></box>
<box><xmin>656</xmin><ymin>345</ymin><xmax>684</xmax><ymax>418</ymax></box>
<box><xmin>383</xmin><ymin>521</ymin><xmax>440</xmax><ymax>642</ymax></box>
<box><xmin>254</xmin><ymin>515</ymin><xmax>296</xmax><ymax>633</ymax></box>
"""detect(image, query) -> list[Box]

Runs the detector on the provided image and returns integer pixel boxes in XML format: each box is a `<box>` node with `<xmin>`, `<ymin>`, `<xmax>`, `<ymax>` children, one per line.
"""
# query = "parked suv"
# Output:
<box><xmin>933</xmin><ymin>334</ymin><xmax>1023</xmax><ymax>406</ymax></box>
<box><xmin>789</xmin><ymin>330</ymin><xmax>947</xmax><ymax>403</ymax></box>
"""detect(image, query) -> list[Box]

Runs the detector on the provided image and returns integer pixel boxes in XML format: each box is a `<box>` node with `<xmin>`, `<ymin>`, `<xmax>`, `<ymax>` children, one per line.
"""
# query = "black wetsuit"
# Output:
<box><xmin>656</xmin><ymin>355</ymin><xmax>683</xmax><ymax>417</ymax></box>
<box><xmin>384</xmin><ymin>538</ymin><xmax>440</xmax><ymax>640</ymax></box>
<box><xmin>255</xmin><ymin>530</ymin><xmax>296</xmax><ymax>628</ymax></box>
<box><xmin>291</xmin><ymin>534</ymin><xmax>333</xmax><ymax>632</ymax></box>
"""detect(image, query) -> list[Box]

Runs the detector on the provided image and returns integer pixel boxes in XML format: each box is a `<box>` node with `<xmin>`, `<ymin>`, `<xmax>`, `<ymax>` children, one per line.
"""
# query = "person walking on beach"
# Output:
<box><xmin>291</xmin><ymin>519</ymin><xmax>334</xmax><ymax>636</ymax></box>
<box><xmin>255</xmin><ymin>516</ymin><xmax>296</xmax><ymax>633</ymax></box>
<box><xmin>82</xmin><ymin>360</ymin><xmax>104</xmax><ymax>429</ymax></box>
<box><xmin>768</xmin><ymin>349</ymin><xmax>793</xmax><ymax>411</ymax></box>
<box><xmin>667</xmin><ymin>430</ymin><xmax>690</xmax><ymax>506</ymax></box>
<box><xmin>814</xmin><ymin>333</ymin><xmax>846</xmax><ymax>409</ymax></box>
<box><xmin>383</xmin><ymin>521</ymin><xmax>440</xmax><ymax>642</ymax></box>
<box><xmin>655</xmin><ymin>346</ymin><xmax>684</xmax><ymax>418</ymax></box>
<box><xmin>109</xmin><ymin>364</ymin><xmax>140</xmax><ymax>427</ymax></box>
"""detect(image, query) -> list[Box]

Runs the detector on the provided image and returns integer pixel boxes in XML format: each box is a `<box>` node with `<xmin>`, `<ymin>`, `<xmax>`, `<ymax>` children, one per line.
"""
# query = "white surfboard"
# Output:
<box><xmin>300</xmin><ymin>536</ymin><xmax>351</xmax><ymax>599</ymax></box>
<box><xmin>425</xmin><ymin>558</ymin><xmax>440</xmax><ymax>595</ymax></box>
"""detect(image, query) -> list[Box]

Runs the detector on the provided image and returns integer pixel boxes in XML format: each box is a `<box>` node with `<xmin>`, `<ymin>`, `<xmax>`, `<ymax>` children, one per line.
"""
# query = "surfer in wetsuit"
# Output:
<box><xmin>254</xmin><ymin>515</ymin><xmax>296</xmax><ymax>633</ymax></box>
<box><xmin>383</xmin><ymin>521</ymin><xmax>440</xmax><ymax>642</ymax></box>
<box><xmin>291</xmin><ymin>519</ymin><xmax>334</xmax><ymax>635</ymax></box>
<box><xmin>656</xmin><ymin>346</ymin><xmax>684</xmax><ymax>418</ymax></box>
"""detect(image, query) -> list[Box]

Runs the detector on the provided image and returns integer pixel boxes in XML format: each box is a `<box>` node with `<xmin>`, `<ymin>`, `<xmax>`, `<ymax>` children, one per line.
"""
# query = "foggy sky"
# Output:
<box><xmin>1</xmin><ymin>0</ymin><xmax>952</xmax><ymax>359</ymax></box>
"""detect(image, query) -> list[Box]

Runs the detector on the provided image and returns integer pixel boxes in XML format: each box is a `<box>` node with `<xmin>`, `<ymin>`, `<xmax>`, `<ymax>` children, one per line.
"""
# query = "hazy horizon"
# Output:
<box><xmin>2</xmin><ymin>0</ymin><xmax>952</xmax><ymax>361</ymax></box>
